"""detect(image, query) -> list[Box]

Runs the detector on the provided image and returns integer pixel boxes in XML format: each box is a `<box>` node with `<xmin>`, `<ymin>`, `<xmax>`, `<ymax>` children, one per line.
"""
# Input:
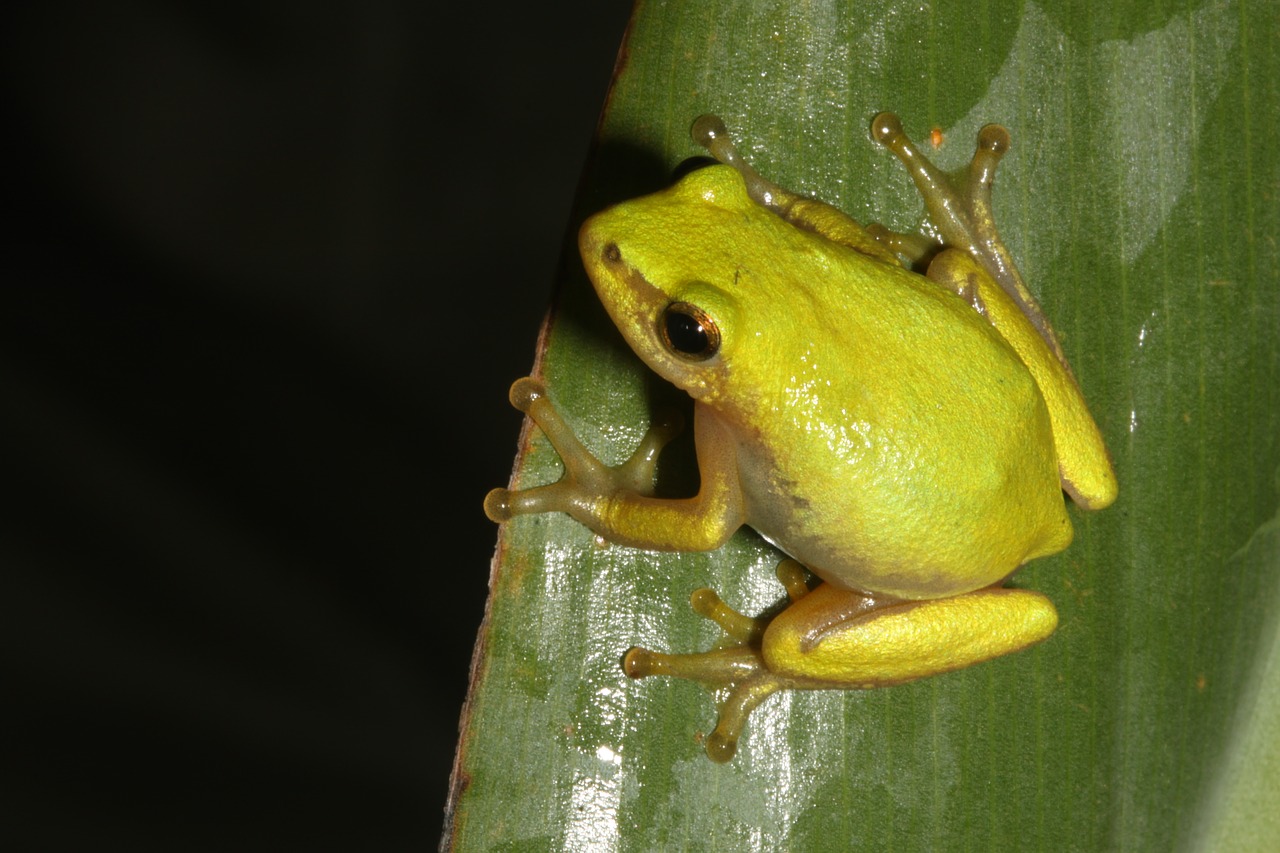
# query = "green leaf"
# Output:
<box><xmin>445</xmin><ymin>1</ymin><xmax>1280</xmax><ymax>850</ymax></box>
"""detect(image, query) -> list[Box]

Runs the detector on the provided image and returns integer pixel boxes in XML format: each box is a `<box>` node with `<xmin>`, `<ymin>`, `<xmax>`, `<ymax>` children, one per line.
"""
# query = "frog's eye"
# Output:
<box><xmin>660</xmin><ymin>301</ymin><xmax>720</xmax><ymax>360</ymax></box>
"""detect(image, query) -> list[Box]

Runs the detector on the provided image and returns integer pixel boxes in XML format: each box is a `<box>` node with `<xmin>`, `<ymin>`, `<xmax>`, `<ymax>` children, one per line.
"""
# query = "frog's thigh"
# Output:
<box><xmin>761</xmin><ymin>583</ymin><xmax>1059</xmax><ymax>687</ymax></box>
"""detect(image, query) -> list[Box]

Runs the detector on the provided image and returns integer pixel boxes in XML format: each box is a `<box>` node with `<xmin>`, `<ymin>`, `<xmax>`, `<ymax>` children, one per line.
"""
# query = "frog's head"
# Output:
<box><xmin>578</xmin><ymin>165</ymin><xmax>784</xmax><ymax>402</ymax></box>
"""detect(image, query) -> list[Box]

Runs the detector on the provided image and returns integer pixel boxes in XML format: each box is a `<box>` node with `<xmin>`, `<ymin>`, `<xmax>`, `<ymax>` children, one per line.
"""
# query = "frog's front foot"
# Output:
<box><xmin>484</xmin><ymin>377</ymin><xmax>682</xmax><ymax>527</ymax></box>
<box><xmin>623</xmin><ymin>560</ymin><xmax>812</xmax><ymax>763</ymax></box>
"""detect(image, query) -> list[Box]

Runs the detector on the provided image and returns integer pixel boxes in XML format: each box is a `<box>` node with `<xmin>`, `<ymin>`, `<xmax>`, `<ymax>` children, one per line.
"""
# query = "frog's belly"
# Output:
<box><xmin>739</xmin><ymin>411</ymin><xmax>1072</xmax><ymax>601</ymax></box>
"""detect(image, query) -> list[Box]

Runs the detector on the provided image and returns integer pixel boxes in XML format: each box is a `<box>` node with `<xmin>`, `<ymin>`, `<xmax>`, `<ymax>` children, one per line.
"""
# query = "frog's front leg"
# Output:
<box><xmin>485</xmin><ymin>378</ymin><xmax>746</xmax><ymax>551</ymax></box>
<box><xmin>691</xmin><ymin>114</ymin><xmax>902</xmax><ymax>266</ymax></box>
<box><xmin>627</xmin><ymin>561</ymin><xmax>1059</xmax><ymax>763</ymax></box>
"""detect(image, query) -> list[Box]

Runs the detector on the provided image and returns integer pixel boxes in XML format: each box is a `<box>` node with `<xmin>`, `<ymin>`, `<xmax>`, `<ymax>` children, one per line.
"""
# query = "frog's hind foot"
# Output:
<box><xmin>869</xmin><ymin>112</ymin><xmax>1010</xmax><ymax>264</ymax></box>
<box><xmin>869</xmin><ymin>112</ymin><xmax>1065</xmax><ymax>362</ymax></box>
<box><xmin>623</xmin><ymin>641</ymin><xmax>791</xmax><ymax>763</ymax></box>
<box><xmin>622</xmin><ymin>559</ymin><xmax>813</xmax><ymax>762</ymax></box>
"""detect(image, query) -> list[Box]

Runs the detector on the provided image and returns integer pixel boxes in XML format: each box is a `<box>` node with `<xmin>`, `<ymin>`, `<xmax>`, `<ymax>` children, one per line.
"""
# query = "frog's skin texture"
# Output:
<box><xmin>485</xmin><ymin>114</ymin><xmax>1117</xmax><ymax>763</ymax></box>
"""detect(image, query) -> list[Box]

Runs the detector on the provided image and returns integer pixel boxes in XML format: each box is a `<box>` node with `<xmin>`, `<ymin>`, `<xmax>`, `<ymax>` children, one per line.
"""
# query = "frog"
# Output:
<box><xmin>484</xmin><ymin>113</ymin><xmax>1117</xmax><ymax>763</ymax></box>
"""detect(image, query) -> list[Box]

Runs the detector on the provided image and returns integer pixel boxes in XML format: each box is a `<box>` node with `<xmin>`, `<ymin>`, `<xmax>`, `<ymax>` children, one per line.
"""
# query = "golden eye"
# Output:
<box><xmin>660</xmin><ymin>302</ymin><xmax>720</xmax><ymax>360</ymax></box>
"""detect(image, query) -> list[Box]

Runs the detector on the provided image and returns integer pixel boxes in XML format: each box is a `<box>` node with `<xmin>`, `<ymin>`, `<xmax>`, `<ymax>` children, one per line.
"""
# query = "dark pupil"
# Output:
<box><xmin>665</xmin><ymin>310</ymin><xmax>708</xmax><ymax>354</ymax></box>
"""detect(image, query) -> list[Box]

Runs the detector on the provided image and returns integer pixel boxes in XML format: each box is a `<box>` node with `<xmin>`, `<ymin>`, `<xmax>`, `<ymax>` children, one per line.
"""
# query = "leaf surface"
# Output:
<box><xmin>446</xmin><ymin>2</ymin><xmax>1280</xmax><ymax>850</ymax></box>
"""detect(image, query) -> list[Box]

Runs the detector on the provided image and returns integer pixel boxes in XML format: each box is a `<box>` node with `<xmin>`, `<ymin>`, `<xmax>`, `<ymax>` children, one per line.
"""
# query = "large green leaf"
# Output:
<box><xmin>445</xmin><ymin>1</ymin><xmax>1279</xmax><ymax>850</ymax></box>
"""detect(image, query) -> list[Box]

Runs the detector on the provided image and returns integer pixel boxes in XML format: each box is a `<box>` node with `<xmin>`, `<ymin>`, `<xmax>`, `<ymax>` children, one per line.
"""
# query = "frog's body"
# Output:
<box><xmin>581</xmin><ymin>163</ymin><xmax>1072</xmax><ymax>602</ymax></box>
<box><xmin>486</xmin><ymin>114</ymin><xmax>1116</xmax><ymax>762</ymax></box>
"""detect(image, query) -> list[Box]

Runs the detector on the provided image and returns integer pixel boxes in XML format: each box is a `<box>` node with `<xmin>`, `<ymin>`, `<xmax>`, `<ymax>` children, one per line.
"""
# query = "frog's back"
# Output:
<box><xmin>722</xmin><ymin>255</ymin><xmax>1073</xmax><ymax>600</ymax></box>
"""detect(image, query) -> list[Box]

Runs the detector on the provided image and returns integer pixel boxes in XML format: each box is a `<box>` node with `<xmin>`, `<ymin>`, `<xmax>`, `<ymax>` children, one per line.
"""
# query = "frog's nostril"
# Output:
<box><xmin>603</xmin><ymin>243</ymin><xmax>622</xmax><ymax>263</ymax></box>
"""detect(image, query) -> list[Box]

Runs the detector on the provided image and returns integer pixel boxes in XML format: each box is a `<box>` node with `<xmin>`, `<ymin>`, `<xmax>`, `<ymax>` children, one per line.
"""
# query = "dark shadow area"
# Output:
<box><xmin>536</xmin><ymin>135</ymin><xmax>675</xmax><ymax>370</ymax></box>
<box><xmin>1</xmin><ymin>1</ymin><xmax>634</xmax><ymax>848</ymax></box>
<box><xmin>543</xmin><ymin>135</ymin><xmax>702</xmax><ymax>499</ymax></box>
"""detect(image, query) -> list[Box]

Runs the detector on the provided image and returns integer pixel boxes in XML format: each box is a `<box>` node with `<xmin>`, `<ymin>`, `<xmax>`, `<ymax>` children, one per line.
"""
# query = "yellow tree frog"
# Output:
<box><xmin>485</xmin><ymin>113</ymin><xmax>1117</xmax><ymax>763</ymax></box>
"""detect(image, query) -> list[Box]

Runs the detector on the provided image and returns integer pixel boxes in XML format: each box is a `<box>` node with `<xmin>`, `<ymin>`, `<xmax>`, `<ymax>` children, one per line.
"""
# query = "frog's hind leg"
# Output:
<box><xmin>627</xmin><ymin>562</ymin><xmax>1058</xmax><ymax>762</ymax></box>
<box><xmin>869</xmin><ymin>112</ymin><xmax>1069</xmax><ymax>368</ymax></box>
<box><xmin>921</xmin><ymin>247</ymin><xmax>1118</xmax><ymax>510</ymax></box>
<box><xmin>865</xmin><ymin>223</ymin><xmax>942</xmax><ymax>269</ymax></box>
<box><xmin>760</xmin><ymin>582</ymin><xmax>1059</xmax><ymax>693</ymax></box>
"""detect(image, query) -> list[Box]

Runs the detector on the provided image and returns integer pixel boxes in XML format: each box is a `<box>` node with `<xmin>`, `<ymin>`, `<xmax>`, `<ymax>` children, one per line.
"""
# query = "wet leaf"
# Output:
<box><xmin>446</xmin><ymin>1</ymin><xmax>1280</xmax><ymax>850</ymax></box>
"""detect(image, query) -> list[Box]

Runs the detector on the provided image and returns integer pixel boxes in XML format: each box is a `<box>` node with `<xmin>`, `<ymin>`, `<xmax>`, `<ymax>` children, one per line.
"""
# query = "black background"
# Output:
<box><xmin>4</xmin><ymin>1</ymin><xmax>634</xmax><ymax>848</ymax></box>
